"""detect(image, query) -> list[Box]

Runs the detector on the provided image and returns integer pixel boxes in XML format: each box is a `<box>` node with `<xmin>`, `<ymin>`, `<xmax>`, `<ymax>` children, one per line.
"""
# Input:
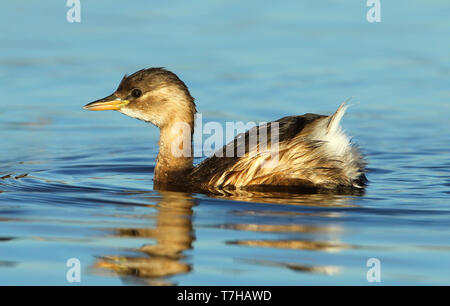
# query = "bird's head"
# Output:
<box><xmin>84</xmin><ymin>68</ymin><xmax>196</xmax><ymax>128</ymax></box>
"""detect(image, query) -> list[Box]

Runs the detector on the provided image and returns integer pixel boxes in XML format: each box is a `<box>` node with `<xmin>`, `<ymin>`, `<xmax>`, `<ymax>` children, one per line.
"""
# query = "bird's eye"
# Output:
<box><xmin>131</xmin><ymin>88</ymin><xmax>142</xmax><ymax>98</ymax></box>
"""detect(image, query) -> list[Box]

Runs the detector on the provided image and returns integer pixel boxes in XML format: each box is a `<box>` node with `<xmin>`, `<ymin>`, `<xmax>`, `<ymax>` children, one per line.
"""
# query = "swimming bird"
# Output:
<box><xmin>84</xmin><ymin>68</ymin><xmax>366</xmax><ymax>194</ymax></box>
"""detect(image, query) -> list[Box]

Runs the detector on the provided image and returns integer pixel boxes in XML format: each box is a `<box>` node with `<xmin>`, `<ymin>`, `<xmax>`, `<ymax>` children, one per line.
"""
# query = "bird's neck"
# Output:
<box><xmin>154</xmin><ymin>118</ymin><xmax>194</xmax><ymax>185</ymax></box>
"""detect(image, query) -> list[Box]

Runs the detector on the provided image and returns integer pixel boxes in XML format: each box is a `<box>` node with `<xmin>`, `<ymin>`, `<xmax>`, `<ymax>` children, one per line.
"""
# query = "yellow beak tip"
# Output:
<box><xmin>83</xmin><ymin>98</ymin><xmax>130</xmax><ymax>111</ymax></box>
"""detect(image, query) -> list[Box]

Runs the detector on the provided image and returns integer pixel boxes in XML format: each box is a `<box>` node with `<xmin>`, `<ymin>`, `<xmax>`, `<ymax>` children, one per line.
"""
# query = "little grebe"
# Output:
<box><xmin>84</xmin><ymin>68</ymin><xmax>367</xmax><ymax>194</ymax></box>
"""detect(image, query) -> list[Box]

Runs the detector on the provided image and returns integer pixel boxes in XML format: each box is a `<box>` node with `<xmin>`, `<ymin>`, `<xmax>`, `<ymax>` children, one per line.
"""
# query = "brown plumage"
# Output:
<box><xmin>84</xmin><ymin>68</ymin><xmax>367</xmax><ymax>194</ymax></box>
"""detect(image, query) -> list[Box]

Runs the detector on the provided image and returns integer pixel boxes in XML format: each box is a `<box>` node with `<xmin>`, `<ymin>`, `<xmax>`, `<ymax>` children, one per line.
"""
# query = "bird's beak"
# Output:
<box><xmin>83</xmin><ymin>94</ymin><xmax>130</xmax><ymax>111</ymax></box>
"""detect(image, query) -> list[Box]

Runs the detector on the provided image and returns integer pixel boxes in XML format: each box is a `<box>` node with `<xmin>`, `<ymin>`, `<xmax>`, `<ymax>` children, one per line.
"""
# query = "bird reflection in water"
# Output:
<box><xmin>217</xmin><ymin>191</ymin><xmax>352</xmax><ymax>277</ymax></box>
<box><xmin>93</xmin><ymin>187</ymin><xmax>357</xmax><ymax>284</ymax></box>
<box><xmin>93</xmin><ymin>191</ymin><xmax>196</xmax><ymax>286</ymax></box>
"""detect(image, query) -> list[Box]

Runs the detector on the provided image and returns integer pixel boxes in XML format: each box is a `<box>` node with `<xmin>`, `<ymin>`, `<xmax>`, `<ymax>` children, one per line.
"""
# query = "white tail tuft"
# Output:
<box><xmin>327</xmin><ymin>97</ymin><xmax>352</xmax><ymax>134</ymax></box>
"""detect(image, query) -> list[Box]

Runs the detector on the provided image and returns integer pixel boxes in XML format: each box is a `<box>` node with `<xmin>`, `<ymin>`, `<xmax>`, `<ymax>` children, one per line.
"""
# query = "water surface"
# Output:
<box><xmin>0</xmin><ymin>0</ymin><xmax>449</xmax><ymax>285</ymax></box>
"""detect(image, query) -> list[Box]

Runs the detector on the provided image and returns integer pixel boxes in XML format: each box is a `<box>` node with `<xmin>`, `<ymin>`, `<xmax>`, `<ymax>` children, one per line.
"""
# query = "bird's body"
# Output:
<box><xmin>84</xmin><ymin>68</ymin><xmax>366</xmax><ymax>194</ymax></box>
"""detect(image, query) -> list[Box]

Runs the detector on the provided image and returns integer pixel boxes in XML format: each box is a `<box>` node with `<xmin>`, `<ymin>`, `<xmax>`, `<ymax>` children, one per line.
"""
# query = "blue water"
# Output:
<box><xmin>0</xmin><ymin>0</ymin><xmax>449</xmax><ymax>285</ymax></box>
